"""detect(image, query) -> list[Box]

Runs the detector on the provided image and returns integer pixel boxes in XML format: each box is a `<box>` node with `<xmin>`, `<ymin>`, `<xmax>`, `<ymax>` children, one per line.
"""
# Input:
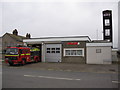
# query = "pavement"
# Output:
<box><xmin>2</xmin><ymin>62</ymin><xmax>118</xmax><ymax>74</ymax></box>
<box><xmin>1</xmin><ymin>53</ymin><xmax>119</xmax><ymax>74</ymax></box>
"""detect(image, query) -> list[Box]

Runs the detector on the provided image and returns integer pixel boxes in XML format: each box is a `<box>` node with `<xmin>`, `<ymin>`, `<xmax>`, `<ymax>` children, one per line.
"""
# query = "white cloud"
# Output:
<box><xmin>0</xmin><ymin>2</ymin><xmax>2</xmax><ymax>35</ymax></box>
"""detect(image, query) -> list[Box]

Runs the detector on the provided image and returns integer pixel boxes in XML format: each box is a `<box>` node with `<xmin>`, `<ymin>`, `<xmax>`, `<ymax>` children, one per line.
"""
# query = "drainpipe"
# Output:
<box><xmin>42</xmin><ymin>42</ymin><xmax>45</xmax><ymax>62</ymax></box>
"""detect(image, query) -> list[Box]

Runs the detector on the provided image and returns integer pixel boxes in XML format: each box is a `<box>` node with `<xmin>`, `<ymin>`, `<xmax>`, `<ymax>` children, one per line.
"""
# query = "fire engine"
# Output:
<box><xmin>5</xmin><ymin>46</ymin><xmax>40</xmax><ymax>66</ymax></box>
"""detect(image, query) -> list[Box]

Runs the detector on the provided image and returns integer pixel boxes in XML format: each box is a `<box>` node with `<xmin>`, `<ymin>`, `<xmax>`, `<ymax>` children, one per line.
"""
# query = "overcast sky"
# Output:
<box><xmin>0</xmin><ymin>0</ymin><xmax>119</xmax><ymax>48</ymax></box>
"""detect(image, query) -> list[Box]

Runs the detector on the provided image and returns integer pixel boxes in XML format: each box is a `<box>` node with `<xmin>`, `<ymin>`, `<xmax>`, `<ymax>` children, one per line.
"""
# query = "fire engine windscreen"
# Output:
<box><xmin>6</xmin><ymin>48</ymin><xmax>18</xmax><ymax>55</ymax></box>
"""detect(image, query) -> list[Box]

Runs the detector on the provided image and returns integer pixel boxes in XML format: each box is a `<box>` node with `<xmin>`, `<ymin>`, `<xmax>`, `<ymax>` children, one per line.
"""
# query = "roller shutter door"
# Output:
<box><xmin>45</xmin><ymin>44</ymin><xmax>61</xmax><ymax>62</ymax></box>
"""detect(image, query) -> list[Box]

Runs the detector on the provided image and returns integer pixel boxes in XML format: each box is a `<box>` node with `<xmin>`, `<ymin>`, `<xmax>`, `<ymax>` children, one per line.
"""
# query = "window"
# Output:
<box><xmin>47</xmin><ymin>51</ymin><xmax>50</xmax><ymax>53</ymax></box>
<box><xmin>19</xmin><ymin>49</ymin><xmax>23</xmax><ymax>54</ymax></box>
<box><xmin>46</xmin><ymin>48</ymin><xmax>60</xmax><ymax>53</ymax></box>
<box><xmin>56</xmin><ymin>48</ymin><xmax>60</xmax><ymax>53</ymax></box>
<box><xmin>105</xmin><ymin>19</ymin><xmax>110</xmax><ymax>26</ymax></box>
<box><xmin>96</xmin><ymin>49</ymin><xmax>101</xmax><ymax>53</ymax></box>
<box><xmin>105</xmin><ymin>29</ymin><xmax>110</xmax><ymax>36</ymax></box>
<box><xmin>6</xmin><ymin>48</ymin><xmax>18</xmax><ymax>55</ymax></box>
<box><xmin>56</xmin><ymin>48</ymin><xmax>60</xmax><ymax>50</ymax></box>
<box><xmin>71</xmin><ymin>50</ymin><xmax>76</xmax><ymax>55</ymax></box>
<box><xmin>51</xmin><ymin>48</ymin><xmax>55</xmax><ymax>53</ymax></box>
<box><xmin>25</xmin><ymin>49</ymin><xmax>29</xmax><ymax>53</ymax></box>
<box><xmin>52</xmin><ymin>50</ymin><xmax>55</xmax><ymax>53</ymax></box>
<box><xmin>56</xmin><ymin>51</ymin><xmax>60</xmax><ymax>53</ymax></box>
<box><xmin>47</xmin><ymin>48</ymin><xmax>51</xmax><ymax>53</ymax></box>
<box><xmin>77</xmin><ymin>50</ymin><xmax>83</xmax><ymax>55</ymax></box>
<box><xmin>47</xmin><ymin>48</ymin><xmax>50</xmax><ymax>50</ymax></box>
<box><xmin>52</xmin><ymin>48</ymin><xmax>55</xmax><ymax>50</ymax></box>
<box><xmin>65</xmin><ymin>50</ymin><xmax>70</xmax><ymax>55</ymax></box>
<box><xmin>104</xmin><ymin>13</ymin><xmax>110</xmax><ymax>16</ymax></box>
<box><xmin>64</xmin><ymin>48</ymin><xmax>84</xmax><ymax>56</ymax></box>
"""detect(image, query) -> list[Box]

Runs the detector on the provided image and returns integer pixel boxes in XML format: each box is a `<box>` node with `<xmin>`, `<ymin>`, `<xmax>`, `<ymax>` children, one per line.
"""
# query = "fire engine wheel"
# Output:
<box><xmin>9</xmin><ymin>63</ymin><xmax>13</xmax><ymax>66</ymax></box>
<box><xmin>35</xmin><ymin>58</ymin><xmax>38</xmax><ymax>63</ymax></box>
<box><xmin>21</xmin><ymin>60</ymin><xmax>26</xmax><ymax>66</ymax></box>
<box><xmin>8</xmin><ymin>61</ymin><xmax>14</xmax><ymax>66</ymax></box>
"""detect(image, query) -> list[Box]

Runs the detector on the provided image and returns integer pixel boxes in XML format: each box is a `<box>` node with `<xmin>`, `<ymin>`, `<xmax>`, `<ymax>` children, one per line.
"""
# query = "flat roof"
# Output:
<box><xmin>86</xmin><ymin>43</ymin><xmax>112</xmax><ymax>47</ymax></box>
<box><xmin>23</xmin><ymin>36</ymin><xmax>91</xmax><ymax>44</ymax></box>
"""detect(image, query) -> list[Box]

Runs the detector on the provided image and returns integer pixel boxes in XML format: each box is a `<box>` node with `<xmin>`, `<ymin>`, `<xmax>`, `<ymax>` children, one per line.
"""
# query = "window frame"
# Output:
<box><xmin>105</xmin><ymin>19</ymin><xmax>110</xmax><ymax>26</ymax></box>
<box><xmin>96</xmin><ymin>49</ymin><xmax>101</xmax><ymax>53</ymax></box>
<box><xmin>46</xmin><ymin>48</ymin><xmax>61</xmax><ymax>54</ymax></box>
<box><xmin>105</xmin><ymin>29</ymin><xmax>110</xmax><ymax>36</ymax></box>
<box><xmin>64</xmin><ymin>48</ymin><xmax>84</xmax><ymax>56</ymax></box>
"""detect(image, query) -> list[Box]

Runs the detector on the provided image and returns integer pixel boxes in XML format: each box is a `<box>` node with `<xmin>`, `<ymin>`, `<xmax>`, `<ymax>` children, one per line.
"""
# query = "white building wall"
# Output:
<box><xmin>112</xmin><ymin>49</ymin><xmax>118</xmax><ymax>61</ymax></box>
<box><xmin>41</xmin><ymin>43</ymin><xmax>46</xmax><ymax>62</ymax></box>
<box><xmin>87</xmin><ymin>46</ymin><xmax>111</xmax><ymax>64</ymax></box>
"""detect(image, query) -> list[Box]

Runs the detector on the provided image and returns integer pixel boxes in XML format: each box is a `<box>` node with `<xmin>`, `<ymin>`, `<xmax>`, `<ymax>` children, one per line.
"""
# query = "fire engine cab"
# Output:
<box><xmin>5</xmin><ymin>46</ymin><xmax>40</xmax><ymax>66</ymax></box>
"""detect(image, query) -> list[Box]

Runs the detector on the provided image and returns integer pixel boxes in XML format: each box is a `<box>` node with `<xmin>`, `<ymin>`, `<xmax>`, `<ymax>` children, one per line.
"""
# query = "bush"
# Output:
<box><xmin>117</xmin><ymin>50</ymin><xmax>120</xmax><ymax>58</ymax></box>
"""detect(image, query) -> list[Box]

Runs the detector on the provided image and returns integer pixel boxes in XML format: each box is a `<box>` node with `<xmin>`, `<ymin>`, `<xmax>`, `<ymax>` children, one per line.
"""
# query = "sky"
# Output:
<box><xmin>0</xmin><ymin>0</ymin><xmax>119</xmax><ymax>48</ymax></box>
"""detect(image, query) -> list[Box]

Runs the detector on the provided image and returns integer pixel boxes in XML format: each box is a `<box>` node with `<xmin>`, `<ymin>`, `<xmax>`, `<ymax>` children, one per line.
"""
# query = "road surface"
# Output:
<box><xmin>2</xmin><ymin>65</ymin><xmax>118</xmax><ymax>88</ymax></box>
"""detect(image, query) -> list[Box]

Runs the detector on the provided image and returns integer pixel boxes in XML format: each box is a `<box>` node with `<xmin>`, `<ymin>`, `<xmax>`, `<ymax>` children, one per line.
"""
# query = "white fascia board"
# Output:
<box><xmin>112</xmin><ymin>48</ymin><xmax>118</xmax><ymax>51</ymax></box>
<box><xmin>86</xmin><ymin>43</ymin><xmax>112</xmax><ymax>47</ymax></box>
<box><xmin>23</xmin><ymin>37</ymin><xmax>90</xmax><ymax>43</ymax></box>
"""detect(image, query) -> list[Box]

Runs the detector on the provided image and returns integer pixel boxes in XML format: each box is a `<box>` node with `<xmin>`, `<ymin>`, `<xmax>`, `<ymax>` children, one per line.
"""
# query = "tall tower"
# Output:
<box><xmin>102</xmin><ymin>10</ymin><xmax>113</xmax><ymax>42</ymax></box>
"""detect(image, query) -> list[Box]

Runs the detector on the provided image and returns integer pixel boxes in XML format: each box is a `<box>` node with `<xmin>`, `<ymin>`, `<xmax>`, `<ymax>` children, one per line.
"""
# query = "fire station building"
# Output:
<box><xmin>23</xmin><ymin>36</ymin><xmax>112</xmax><ymax>64</ymax></box>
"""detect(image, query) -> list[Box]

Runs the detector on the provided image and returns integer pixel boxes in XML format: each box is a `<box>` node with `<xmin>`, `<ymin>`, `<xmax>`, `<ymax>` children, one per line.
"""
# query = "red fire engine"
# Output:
<box><xmin>5</xmin><ymin>46</ymin><xmax>40</xmax><ymax>66</ymax></box>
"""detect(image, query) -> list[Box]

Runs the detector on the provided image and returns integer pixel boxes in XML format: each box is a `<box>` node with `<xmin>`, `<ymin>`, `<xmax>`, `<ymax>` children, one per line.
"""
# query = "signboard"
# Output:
<box><xmin>67</xmin><ymin>42</ymin><xmax>80</xmax><ymax>45</ymax></box>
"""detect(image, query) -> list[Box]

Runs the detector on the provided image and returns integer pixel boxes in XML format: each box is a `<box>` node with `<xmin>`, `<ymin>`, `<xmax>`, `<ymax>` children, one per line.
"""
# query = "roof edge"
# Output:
<box><xmin>24</xmin><ymin>35</ymin><xmax>91</xmax><ymax>40</ymax></box>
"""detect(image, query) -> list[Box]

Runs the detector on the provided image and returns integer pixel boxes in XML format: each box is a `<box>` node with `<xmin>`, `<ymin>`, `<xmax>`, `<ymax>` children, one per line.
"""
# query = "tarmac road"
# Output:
<box><xmin>0</xmin><ymin>65</ymin><xmax>2</xmax><ymax>90</ymax></box>
<box><xmin>2</xmin><ymin>64</ymin><xmax>118</xmax><ymax>88</ymax></box>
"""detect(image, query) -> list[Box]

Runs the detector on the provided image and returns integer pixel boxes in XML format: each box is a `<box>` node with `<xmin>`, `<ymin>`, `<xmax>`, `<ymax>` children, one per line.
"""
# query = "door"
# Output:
<box><xmin>45</xmin><ymin>44</ymin><xmax>61</xmax><ymax>62</ymax></box>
